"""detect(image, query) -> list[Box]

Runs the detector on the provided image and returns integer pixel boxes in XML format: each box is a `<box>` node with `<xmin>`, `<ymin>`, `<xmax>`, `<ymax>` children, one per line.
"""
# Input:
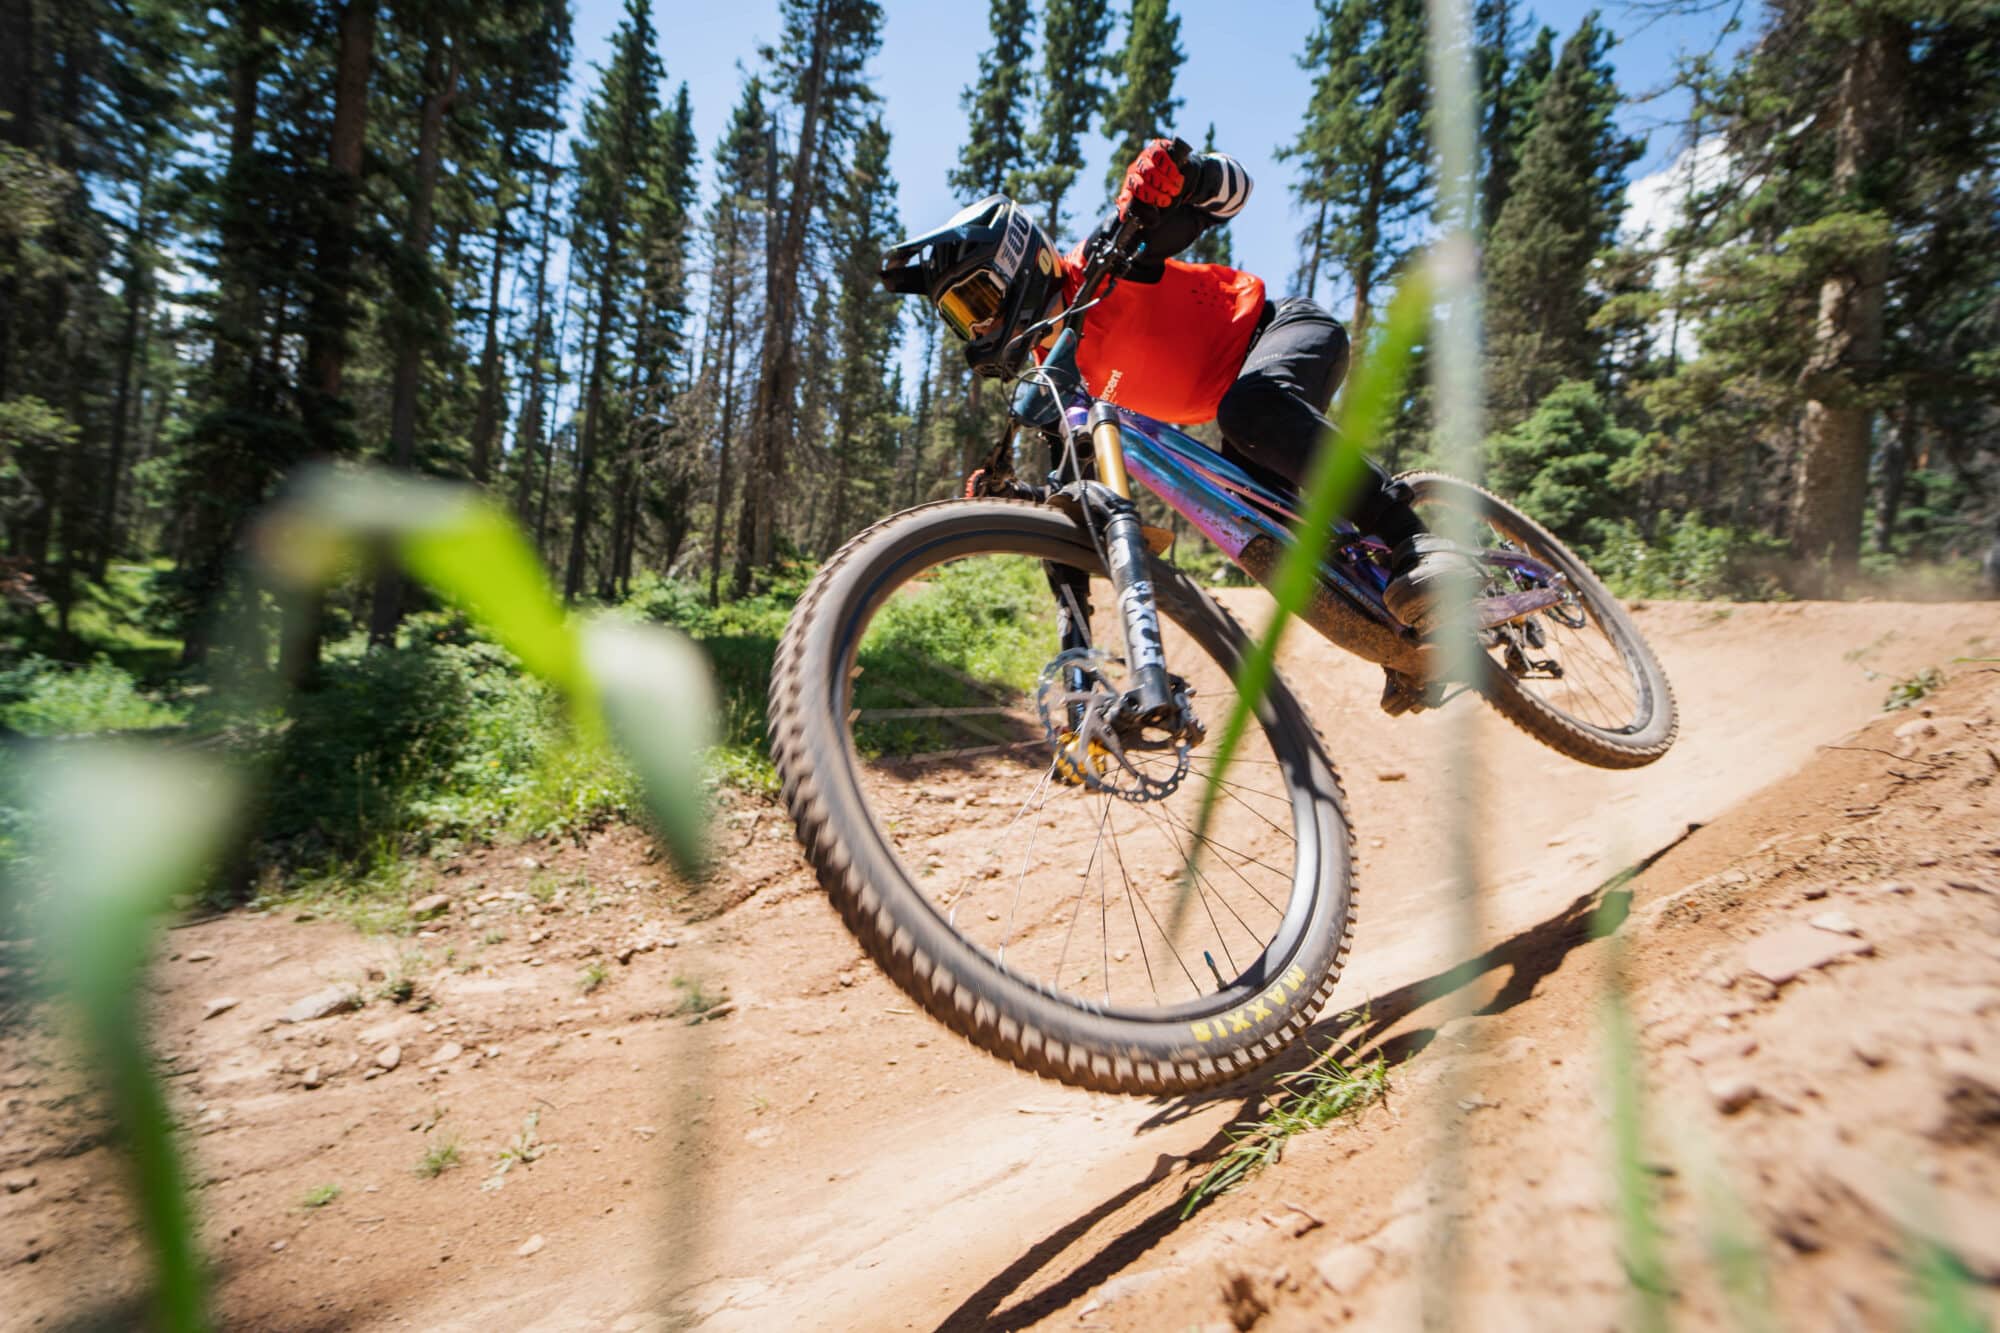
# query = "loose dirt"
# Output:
<box><xmin>4</xmin><ymin>599</ymin><xmax>1996</xmax><ymax>1330</ymax></box>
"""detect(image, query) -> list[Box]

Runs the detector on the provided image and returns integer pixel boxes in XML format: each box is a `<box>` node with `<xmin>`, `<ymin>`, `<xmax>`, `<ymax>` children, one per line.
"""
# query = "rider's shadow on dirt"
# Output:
<box><xmin>928</xmin><ymin>827</ymin><xmax>1696</xmax><ymax>1333</ymax></box>
<box><xmin>1131</xmin><ymin>824</ymin><xmax>1696</xmax><ymax>1132</ymax></box>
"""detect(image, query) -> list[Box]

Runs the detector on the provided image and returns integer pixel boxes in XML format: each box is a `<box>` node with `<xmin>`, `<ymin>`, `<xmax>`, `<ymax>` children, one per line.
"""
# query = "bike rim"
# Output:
<box><xmin>1419</xmin><ymin>495</ymin><xmax>1652</xmax><ymax>735</ymax></box>
<box><xmin>831</xmin><ymin>537</ymin><xmax>1325</xmax><ymax>1023</ymax></box>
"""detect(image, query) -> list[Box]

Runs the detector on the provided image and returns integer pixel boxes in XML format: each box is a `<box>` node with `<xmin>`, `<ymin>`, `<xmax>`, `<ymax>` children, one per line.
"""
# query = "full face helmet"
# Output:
<box><xmin>879</xmin><ymin>195</ymin><xmax>1066</xmax><ymax>378</ymax></box>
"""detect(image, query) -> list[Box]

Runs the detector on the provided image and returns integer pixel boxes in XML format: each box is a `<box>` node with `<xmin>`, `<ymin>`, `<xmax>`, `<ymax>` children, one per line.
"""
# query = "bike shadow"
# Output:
<box><xmin>927</xmin><ymin>825</ymin><xmax>1698</xmax><ymax>1333</ymax></box>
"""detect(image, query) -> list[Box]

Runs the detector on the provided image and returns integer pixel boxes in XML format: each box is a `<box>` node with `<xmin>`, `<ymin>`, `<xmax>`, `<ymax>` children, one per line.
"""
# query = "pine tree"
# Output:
<box><xmin>1483</xmin><ymin>13</ymin><xmax>1639</xmax><ymax>430</ymax></box>
<box><xmin>732</xmin><ymin>0</ymin><xmax>883</xmax><ymax>596</ymax></box>
<box><xmin>1477</xmin><ymin>4</ymin><xmax>1553</xmax><ymax>234</ymax></box>
<box><xmin>948</xmin><ymin>0</ymin><xmax>1034</xmax><ymax>201</ymax></box>
<box><xmin>701</xmin><ymin>77</ymin><xmax>771</xmax><ymax>605</ymax></box>
<box><xmin>562</xmin><ymin>0</ymin><xmax>663</xmax><ymax>603</ymax></box>
<box><xmin>1645</xmin><ymin>0</ymin><xmax>2000</xmax><ymax>581</ymax></box>
<box><xmin>822</xmin><ymin>115</ymin><xmax>902</xmax><ymax>551</ymax></box>
<box><xmin>1022</xmin><ymin>0</ymin><xmax>1111</xmax><ymax>233</ymax></box>
<box><xmin>1101</xmin><ymin>0</ymin><xmax>1184</xmax><ymax>201</ymax></box>
<box><xmin>1281</xmin><ymin>0</ymin><xmax>1430</xmax><ymax>332</ymax></box>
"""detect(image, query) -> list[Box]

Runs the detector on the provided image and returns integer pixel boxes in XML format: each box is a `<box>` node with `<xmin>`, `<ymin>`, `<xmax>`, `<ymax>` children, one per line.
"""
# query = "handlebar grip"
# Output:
<box><xmin>1167</xmin><ymin>136</ymin><xmax>1195</xmax><ymax>168</ymax></box>
<box><xmin>1113</xmin><ymin>211</ymin><xmax>1146</xmax><ymax>252</ymax></box>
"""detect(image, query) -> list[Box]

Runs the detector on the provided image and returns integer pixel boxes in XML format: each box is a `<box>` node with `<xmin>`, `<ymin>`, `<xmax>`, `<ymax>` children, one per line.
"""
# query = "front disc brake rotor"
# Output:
<box><xmin>1034</xmin><ymin>648</ymin><xmax>1193</xmax><ymax>803</ymax></box>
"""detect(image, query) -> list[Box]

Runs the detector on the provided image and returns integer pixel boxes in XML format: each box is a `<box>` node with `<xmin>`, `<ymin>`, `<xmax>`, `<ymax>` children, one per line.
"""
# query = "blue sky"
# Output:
<box><xmin>570</xmin><ymin>2</ymin><xmax>1747</xmax><ymax>281</ymax></box>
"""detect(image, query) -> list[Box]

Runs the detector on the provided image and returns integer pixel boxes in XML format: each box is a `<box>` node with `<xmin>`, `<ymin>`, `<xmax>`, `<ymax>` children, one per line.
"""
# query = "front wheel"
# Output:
<box><xmin>770</xmin><ymin>499</ymin><xmax>1356</xmax><ymax>1094</ymax></box>
<box><xmin>1401</xmin><ymin>471</ymin><xmax>1679</xmax><ymax>769</ymax></box>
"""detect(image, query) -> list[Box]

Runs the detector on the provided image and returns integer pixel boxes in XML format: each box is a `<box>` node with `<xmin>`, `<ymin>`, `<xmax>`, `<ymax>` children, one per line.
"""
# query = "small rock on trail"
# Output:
<box><xmin>517</xmin><ymin>1234</ymin><xmax>546</xmax><ymax>1258</ymax></box>
<box><xmin>1708</xmin><ymin>1074</ymin><xmax>1759</xmax><ymax>1115</ymax></box>
<box><xmin>422</xmin><ymin>1042</ymin><xmax>463</xmax><ymax>1068</ymax></box>
<box><xmin>1742</xmin><ymin>923</ymin><xmax>1871</xmax><ymax>985</ymax></box>
<box><xmin>203</xmin><ymin>996</ymin><xmax>240</xmax><ymax>1020</ymax></box>
<box><xmin>410</xmin><ymin>894</ymin><xmax>451</xmax><ymax>921</ymax></box>
<box><xmin>375</xmin><ymin>1045</ymin><xmax>402</xmax><ymax>1071</ymax></box>
<box><xmin>281</xmin><ymin>986</ymin><xmax>362</xmax><ymax>1024</ymax></box>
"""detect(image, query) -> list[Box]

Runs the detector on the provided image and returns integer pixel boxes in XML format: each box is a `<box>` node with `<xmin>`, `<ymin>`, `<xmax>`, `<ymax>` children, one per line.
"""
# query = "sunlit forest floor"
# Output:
<box><xmin>5</xmin><ymin>596</ymin><xmax>1997</xmax><ymax>1329</ymax></box>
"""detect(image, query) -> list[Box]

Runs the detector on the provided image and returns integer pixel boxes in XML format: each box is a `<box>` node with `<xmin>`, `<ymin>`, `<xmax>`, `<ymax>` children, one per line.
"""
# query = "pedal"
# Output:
<box><xmin>1379</xmin><ymin>669</ymin><xmax>1425</xmax><ymax>716</ymax></box>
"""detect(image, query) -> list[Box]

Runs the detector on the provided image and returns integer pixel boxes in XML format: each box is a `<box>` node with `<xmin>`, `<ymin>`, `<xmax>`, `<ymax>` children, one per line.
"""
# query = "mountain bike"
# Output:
<box><xmin>770</xmin><ymin>215</ymin><xmax>1677</xmax><ymax>1095</ymax></box>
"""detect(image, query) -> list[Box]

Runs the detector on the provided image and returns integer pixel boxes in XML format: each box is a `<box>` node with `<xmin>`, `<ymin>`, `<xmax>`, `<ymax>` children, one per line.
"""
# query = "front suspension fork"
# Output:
<box><xmin>1089</xmin><ymin>403</ymin><xmax>1173</xmax><ymax>720</ymax></box>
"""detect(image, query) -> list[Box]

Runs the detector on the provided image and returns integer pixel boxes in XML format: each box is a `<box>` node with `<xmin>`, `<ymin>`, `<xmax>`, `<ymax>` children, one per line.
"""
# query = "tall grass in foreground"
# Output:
<box><xmin>4</xmin><ymin>466</ymin><xmax>714</xmax><ymax>1330</ymax></box>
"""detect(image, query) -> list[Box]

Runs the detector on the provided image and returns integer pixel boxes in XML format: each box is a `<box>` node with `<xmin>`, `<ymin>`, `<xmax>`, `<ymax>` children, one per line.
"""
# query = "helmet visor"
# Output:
<box><xmin>936</xmin><ymin>268</ymin><xmax>1007</xmax><ymax>342</ymax></box>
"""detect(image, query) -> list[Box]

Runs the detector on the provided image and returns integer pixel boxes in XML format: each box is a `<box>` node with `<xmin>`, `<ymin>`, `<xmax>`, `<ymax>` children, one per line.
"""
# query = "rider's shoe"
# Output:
<box><xmin>1378</xmin><ymin>668</ymin><xmax>1422</xmax><ymax>716</ymax></box>
<box><xmin>1383</xmin><ymin>535</ymin><xmax>1486</xmax><ymax>634</ymax></box>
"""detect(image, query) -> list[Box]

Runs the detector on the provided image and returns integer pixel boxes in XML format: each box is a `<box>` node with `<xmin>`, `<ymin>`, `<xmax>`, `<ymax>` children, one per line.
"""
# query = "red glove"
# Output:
<box><xmin>1116</xmin><ymin>138</ymin><xmax>1187</xmax><ymax>220</ymax></box>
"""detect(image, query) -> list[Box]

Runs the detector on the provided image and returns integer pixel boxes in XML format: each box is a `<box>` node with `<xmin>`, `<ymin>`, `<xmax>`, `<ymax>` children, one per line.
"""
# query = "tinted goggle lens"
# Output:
<box><xmin>936</xmin><ymin>269</ymin><xmax>1006</xmax><ymax>341</ymax></box>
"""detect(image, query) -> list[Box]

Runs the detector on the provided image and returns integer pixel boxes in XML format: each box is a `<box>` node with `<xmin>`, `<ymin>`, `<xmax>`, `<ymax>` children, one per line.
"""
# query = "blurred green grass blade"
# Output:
<box><xmin>258</xmin><ymin>465</ymin><xmax>588</xmax><ymax>700</ymax></box>
<box><xmin>26</xmin><ymin>746</ymin><xmax>240</xmax><ymax>1332</ymax></box>
<box><xmin>582</xmin><ymin>618</ymin><xmax>717</xmax><ymax>876</ymax></box>
<box><xmin>397</xmin><ymin>502</ymin><xmax>589</xmax><ymax>702</ymax></box>
<box><xmin>1912</xmin><ymin>1237</ymin><xmax>1986</xmax><ymax>1333</ymax></box>
<box><xmin>1172</xmin><ymin>263</ymin><xmax>1433</xmax><ymax>939</ymax></box>
<box><xmin>1603</xmin><ymin>967</ymin><xmax>1672</xmax><ymax>1332</ymax></box>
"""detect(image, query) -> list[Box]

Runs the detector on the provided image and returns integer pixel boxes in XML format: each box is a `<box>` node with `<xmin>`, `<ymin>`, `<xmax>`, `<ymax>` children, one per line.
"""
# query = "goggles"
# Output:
<box><xmin>936</xmin><ymin>268</ymin><xmax>1007</xmax><ymax>342</ymax></box>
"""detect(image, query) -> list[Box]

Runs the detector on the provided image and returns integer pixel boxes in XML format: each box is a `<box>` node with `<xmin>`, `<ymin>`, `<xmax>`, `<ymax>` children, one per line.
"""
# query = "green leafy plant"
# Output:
<box><xmin>299</xmin><ymin>1183</ymin><xmax>340</xmax><ymax>1210</ymax></box>
<box><xmin>672</xmin><ymin>975</ymin><xmax>725</xmax><ymax>1017</ymax></box>
<box><xmin>577</xmin><ymin>960</ymin><xmax>607</xmax><ymax>995</ymax></box>
<box><xmin>415</xmin><ymin>1134</ymin><xmax>461</xmax><ymax>1179</ymax></box>
<box><xmin>483</xmin><ymin>1110</ymin><xmax>544</xmax><ymax>1191</ymax></box>
<box><xmin>1884</xmin><ymin>667</ymin><xmax>1944</xmax><ymax>711</ymax></box>
<box><xmin>1180</xmin><ymin>1036</ymin><xmax>1389</xmax><ymax>1218</ymax></box>
<box><xmin>0</xmin><ymin>656</ymin><xmax>186</xmax><ymax>736</ymax></box>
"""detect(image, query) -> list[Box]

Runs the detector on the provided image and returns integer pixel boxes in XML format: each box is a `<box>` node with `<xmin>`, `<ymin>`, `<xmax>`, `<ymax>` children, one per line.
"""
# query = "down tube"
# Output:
<box><xmin>1115</xmin><ymin>425</ymin><xmax>1275</xmax><ymax>560</ymax></box>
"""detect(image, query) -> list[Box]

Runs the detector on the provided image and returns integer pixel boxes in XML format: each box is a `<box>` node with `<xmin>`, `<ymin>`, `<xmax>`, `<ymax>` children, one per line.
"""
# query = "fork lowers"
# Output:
<box><xmin>1098</xmin><ymin>493</ymin><xmax>1175</xmax><ymax>722</ymax></box>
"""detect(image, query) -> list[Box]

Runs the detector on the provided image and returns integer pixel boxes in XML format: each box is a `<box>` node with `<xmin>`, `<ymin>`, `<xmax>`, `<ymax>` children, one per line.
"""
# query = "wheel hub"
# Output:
<box><xmin>1035</xmin><ymin>648</ymin><xmax>1202</xmax><ymax>802</ymax></box>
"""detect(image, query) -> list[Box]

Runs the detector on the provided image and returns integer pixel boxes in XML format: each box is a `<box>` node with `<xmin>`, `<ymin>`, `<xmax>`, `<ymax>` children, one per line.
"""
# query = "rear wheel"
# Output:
<box><xmin>770</xmin><ymin>499</ymin><xmax>1356</xmax><ymax>1093</ymax></box>
<box><xmin>1402</xmin><ymin>471</ymin><xmax>1678</xmax><ymax>769</ymax></box>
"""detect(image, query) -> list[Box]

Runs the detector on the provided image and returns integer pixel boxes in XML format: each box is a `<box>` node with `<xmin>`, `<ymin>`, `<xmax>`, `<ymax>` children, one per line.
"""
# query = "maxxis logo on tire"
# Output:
<box><xmin>1188</xmin><ymin>963</ymin><xmax>1310</xmax><ymax>1043</ymax></box>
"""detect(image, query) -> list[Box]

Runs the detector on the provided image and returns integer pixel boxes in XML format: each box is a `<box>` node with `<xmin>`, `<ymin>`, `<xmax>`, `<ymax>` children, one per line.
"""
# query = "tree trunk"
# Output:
<box><xmin>735</xmin><ymin>1</ymin><xmax>834</xmax><ymax>594</ymax></box>
<box><xmin>1787</xmin><ymin>14</ymin><xmax>1903</xmax><ymax>586</ymax></box>
<box><xmin>469</xmin><ymin>109</ymin><xmax>521</xmax><ymax>486</ymax></box>
<box><xmin>1874</xmin><ymin>408</ymin><xmax>1910</xmax><ymax>554</ymax></box>
<box><xmin>707</xmin><ymin>247</ymin><xmax>741</xmax><ymax>606</ymax></box>
<box><xmin>179</xmin><ymin>2</ymin><xmax>268</xmax><ymax>668</ymax></box>
<box><xmin>1349</xmin><ymin>157</ymin><xmax>1384</xmax><ymax>338</ymax></box>
<box><xmin>564</xmin><ymin>249</ymin><xmax>621</xmax><ymax>603</ymax></box>
<box><xmin>468</xmin><ymin>214</ymin><xmax>510</xmax><ymax>484</ymax></box>
<box><xmin>303</xmin><ymin>0</ymin><xmax>375</xmax><ymax>430</ymax></box>
<box><xmin>1300</xmin><ymin>199</ymin><xmax>1327</xmax><ymax>300</ymax></box>
<box><xmin>512</xmin><ymin>134</ymin><xmax>560</xmax><ymax>522</ymax></box>
<box><xmin>368</xmin><ymin>34</ymin><xmax>458</xmax><ymax>645</ymax></box>
<box><xmin>91</xmin><ymin>166</ymin><xmax>156</xmax><ymax>583</ymax></box>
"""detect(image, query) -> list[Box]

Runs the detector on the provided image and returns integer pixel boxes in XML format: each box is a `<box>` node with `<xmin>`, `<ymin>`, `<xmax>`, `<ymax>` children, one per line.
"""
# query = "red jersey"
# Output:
<box><xmin>1057</xmin><ymin>246</ymin><xmax>1267</xmax><ymax>425</ymax></box>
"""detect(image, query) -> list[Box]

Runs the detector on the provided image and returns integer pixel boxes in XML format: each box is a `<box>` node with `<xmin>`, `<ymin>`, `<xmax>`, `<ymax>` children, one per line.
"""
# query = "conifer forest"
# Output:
<box><xmin>2</xmin><ymin>0</ymin><xmax>1997</xmax><ymax>744</ymax></box>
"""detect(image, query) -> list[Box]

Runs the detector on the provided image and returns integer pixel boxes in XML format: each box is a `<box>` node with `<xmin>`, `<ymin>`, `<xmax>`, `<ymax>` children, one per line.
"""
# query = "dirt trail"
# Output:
<box><xmin>3</xmin><ymin>599</ymin><xmax>1994</xmax><ymax>1330</ymax></box>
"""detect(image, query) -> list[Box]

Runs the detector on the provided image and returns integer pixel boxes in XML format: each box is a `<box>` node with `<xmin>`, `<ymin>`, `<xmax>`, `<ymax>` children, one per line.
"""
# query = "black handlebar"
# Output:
<box><xmin>1063</xmin><ymin>136</ymin><xmax>1195</xmax><ymax>336</ymax></box>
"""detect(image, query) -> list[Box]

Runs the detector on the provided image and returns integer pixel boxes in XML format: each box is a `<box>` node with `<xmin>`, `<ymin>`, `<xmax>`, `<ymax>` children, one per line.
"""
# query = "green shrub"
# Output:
<box><xmin>0</xmin><ymin>656</ymin><xmax>186</xmax><ymax>736</ymax></box>
<box><xmin>257</xmin><ymin>616</ymin><xmax>636</xmax><ymax>869</ymax></box>
<box><xmin>1486</xmin><ymin>380</ymin><xmax>1641</xmax><ymax>547</ymax></box>
<box><xmin>1594</xmin><ymin>514</ymin><xmax>1791</xmax><ymax>601</ymax></box>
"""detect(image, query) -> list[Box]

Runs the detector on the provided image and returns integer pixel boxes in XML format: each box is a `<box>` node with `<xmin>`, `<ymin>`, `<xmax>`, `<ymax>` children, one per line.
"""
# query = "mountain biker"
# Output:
<box><xmin>879</xmin><ymin>135</ymin><xmax>1471</xmax><ymax>635</ymax></box>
